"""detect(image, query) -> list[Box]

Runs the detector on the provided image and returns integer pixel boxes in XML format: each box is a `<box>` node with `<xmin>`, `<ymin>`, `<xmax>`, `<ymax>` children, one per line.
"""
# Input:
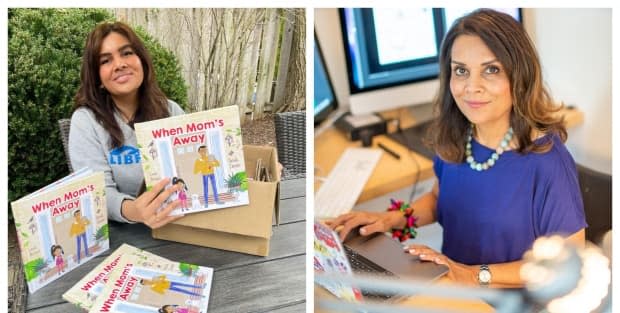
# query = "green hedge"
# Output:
<box><xmin>9</xmin><ymin>9</ymin><xmax>188</xmax><ymax>208</ymax></box>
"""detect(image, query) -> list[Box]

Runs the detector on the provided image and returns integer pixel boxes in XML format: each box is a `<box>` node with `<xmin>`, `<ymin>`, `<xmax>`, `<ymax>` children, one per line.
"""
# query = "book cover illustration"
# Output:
<box><xmin>11</xmin><ymin>170</ymin><xmax>109</xmax><ymax>293</ymax></box>
<box><xmin>135</xmin><ymin>105</ymin><xmax>249</xmax><ymax>216</ymax></box>
<box><xmin>90</xmin><ymin>254</ymin><xmax>214</xmax><ymax>313</ymax></box>
<box><xmin>63</xmin><ymin>243</ymin><xmax>175</xmax><ymax>310</ymax></box>
<box><xmin>314</xmin><ymin>221</ymin><xmax>363</xmax><ymax>302</ymax></box>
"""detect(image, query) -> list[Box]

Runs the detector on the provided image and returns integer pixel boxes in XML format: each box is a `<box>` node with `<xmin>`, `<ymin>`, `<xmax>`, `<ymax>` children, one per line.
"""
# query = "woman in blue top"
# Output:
<box><xmin>328</xmin><ymin>9</ymin><xmax>586</xmax><ymax>288</ymax></box>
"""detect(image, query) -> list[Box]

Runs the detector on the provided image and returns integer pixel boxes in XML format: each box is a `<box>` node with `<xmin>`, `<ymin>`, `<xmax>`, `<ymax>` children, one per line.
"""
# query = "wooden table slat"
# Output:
<box><xmin>208</xmin><ymin>255</ymin><xmax>306</xmax><ymax>313</ymax></box>
<box><xmin>275</xmin><ymin>196</ymin><xmax>306</xmax><ymax>225</ymax></box>
<box><xmin>279</xmin><ymin>178</ymin><xmax>305</xmax><ymax>199</ymax></box>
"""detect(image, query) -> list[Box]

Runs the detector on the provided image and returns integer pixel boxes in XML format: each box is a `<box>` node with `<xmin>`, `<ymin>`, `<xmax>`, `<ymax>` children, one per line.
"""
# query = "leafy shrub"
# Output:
<box><xmin>9</xmin><ymin>9</ymin><xmax>188</xmax><ymax>208</ymax></box>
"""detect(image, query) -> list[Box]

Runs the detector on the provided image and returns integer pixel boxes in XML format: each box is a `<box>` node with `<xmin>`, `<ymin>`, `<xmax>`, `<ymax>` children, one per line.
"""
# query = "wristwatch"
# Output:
<box><xmin>478</xmin><ymin>264</ymin><xmax>491</xmax><ymax>287</ymax></box>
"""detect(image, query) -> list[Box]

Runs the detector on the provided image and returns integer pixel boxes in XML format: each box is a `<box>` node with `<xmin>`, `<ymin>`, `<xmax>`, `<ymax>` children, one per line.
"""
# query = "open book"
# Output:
<box><xmin>134</xmin><ymin>105</ymin><xmax>249</xmax><ymax>216</ymax></box>
<box><xmin>11</xmin><ymin>168</ymin><xmax>109</xmax><ymax>293</ymax></box>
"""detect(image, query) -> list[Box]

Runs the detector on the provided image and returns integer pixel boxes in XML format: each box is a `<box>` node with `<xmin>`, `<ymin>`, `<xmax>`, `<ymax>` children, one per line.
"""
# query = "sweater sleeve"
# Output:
<box><xmin>168</xmin><ymin>99</ymin><xmax>185</xmax><ymax>116</ymax></box>
<box><xmin>68</xmin><ymin>109</ymin><xmax>135</xmax><ymax>223</ymax></box>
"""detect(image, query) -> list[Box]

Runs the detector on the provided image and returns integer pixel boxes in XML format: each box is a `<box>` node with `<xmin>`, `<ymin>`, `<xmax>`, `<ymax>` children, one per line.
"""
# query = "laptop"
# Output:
<box><xmin>343</xmin><ymin>225</ymin><xmax>448</xmax><ymax>281</ymax></box>
<box><xmin>314</xmin><ymin>221</ymin><xmax>448</xmax><ymax>301</ymax></box>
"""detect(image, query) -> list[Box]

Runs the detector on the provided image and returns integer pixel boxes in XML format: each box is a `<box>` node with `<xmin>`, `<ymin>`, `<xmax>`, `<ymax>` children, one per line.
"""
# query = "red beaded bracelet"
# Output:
<box><xmin>387</xmin><ymin>199</ymin><xmax>418</xmax><ymax>242</ymax></box>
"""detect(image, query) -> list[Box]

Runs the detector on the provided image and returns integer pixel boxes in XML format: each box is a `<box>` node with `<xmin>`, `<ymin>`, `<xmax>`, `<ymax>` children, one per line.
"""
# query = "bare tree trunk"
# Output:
<box><xmin>272</xmin><ymin>9</ymin><xmax>294</xmax><ymax>111</ymax></box>
<box><xmin>235</xmin><ymin>9</ymin><xmax>264</xmax><ymax>119</ymax></box>
<box><xmin>281</xmin><ymin>8</ymin><xmax>306</xmax><ymax>112</ymax></box>
<box><xmin>112</xmin><ymin>9</ymin><xmax>291</xmax><ymax>116</ymax></box>
<box><xmin>254</xmin><ymin>9</ymin><xmax>279</xmax><ymax>119</ymax></box>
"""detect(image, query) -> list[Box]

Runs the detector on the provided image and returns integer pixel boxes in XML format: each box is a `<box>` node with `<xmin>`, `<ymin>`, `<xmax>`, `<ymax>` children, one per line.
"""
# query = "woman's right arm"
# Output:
<box><xmin>327</xmin><ymin>179</ymin><xmax>439</xmax><ymax>240</ymax></box>
<box><xmin>68</xmin><ymin>109</ymin><xmax>181</xmax><ymax>227</ymax></box>
<box><xmin>69</xmin><ymin>109</ymin><xmax>134</xmax><ymax>223</ymax></box>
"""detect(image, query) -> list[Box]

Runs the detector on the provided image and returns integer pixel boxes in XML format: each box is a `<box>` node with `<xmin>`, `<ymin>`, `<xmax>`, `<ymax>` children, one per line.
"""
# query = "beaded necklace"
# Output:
<box><xmin>465</xmin><ymin>125</ymin><xmax>513</xmax><ymax>171</ymax></box>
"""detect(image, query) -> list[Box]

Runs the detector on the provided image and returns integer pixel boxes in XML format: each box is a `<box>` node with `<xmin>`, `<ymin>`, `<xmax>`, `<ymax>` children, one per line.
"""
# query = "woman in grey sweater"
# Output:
<box><xmin>69</xmin><ymin>21</ymin><xmax>183</xmax><ymax>228</ymax></box>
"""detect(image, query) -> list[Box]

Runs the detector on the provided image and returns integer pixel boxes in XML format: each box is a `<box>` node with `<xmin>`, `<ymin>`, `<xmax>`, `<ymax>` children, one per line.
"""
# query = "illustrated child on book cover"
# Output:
<box><xmin>159</xmin><ymin>304</ymin><xmax>190</xmax><ymax>313</ymax></box>
<box><xmin>11</xmin><ymin>171</ymin><xmax>109</xmax><ymax>293</ymax></box>
<box><xmin>50</xmin><ymin>245</ymin><xmax>65</xmax><ymax>275</ymax></box>
<box><xmin>135</xmin><ymin>105</ymin><xmax>249</xmax><ymax>216</ymax></box>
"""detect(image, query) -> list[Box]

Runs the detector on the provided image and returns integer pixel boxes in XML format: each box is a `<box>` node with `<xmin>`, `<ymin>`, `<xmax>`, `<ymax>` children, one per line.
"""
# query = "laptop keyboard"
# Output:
<box><xmin>343</xmin><ymin>246</ymin><xmax>397</xmax><ymax>301</ymax></box>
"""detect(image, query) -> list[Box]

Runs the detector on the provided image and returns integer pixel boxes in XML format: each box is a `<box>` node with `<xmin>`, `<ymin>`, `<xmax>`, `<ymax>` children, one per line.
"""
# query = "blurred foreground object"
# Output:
<box><xmin>317</xmin><ymin>232</ymin><xmax>611</xmax><ymax>313</ymax></box>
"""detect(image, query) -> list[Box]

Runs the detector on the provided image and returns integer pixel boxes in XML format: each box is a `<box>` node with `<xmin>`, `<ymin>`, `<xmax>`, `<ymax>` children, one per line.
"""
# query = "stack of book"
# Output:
<box><xmin>63</xmin><ymin>244</ymin><xmax>213</xmax><ymax>313</ymax></box>
<box><xmin>11</xmin><ymin>169</ymin><xmax>214</xmax><ymax>312</ymax></box>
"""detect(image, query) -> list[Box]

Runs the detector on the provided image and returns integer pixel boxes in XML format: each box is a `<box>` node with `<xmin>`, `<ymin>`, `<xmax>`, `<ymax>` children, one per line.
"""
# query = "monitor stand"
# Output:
<box><xmin>386</xmin><ymin>119</ymin><xmax>435</xmax><ymax>160</ymax></box>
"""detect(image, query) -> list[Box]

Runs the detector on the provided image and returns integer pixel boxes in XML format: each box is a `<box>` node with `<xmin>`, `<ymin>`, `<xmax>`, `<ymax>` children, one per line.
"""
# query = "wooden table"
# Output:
<box><xmin>17</xmin><ymin>178</ymin><xmax>305</xmax><ymax>313</ymax></box>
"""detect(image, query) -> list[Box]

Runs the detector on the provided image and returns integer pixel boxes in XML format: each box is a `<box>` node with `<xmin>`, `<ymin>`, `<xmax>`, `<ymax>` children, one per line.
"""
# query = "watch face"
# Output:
<box><xmin>479</xmin><ymin>270</ymin><xmax>491</xmax><ymax>283</ymax></box>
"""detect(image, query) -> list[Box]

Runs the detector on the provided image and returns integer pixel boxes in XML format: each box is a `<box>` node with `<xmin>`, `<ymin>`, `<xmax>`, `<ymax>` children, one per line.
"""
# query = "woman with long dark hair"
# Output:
<box><xmin>69</xmin><ymin>22</ymin><xmax>183</xmax><ymax>228</ymax></box>
<box><xmin>329</xmin><ymin>9</ymin><xmax>586</xmax><ymax>287</ymax></box>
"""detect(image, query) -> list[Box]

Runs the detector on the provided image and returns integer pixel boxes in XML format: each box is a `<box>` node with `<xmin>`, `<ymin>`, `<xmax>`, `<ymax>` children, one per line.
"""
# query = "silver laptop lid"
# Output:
<box><xmin>345</xmin><ymin>231</ymin><xmax>448</xmax><ymax>281</ymax></box>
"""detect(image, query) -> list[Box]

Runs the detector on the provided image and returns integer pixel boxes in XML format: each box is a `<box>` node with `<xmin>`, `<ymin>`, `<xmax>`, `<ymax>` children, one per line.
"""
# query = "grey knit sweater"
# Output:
<box><xmin>68</xmin><ymin>100</ymin><xmax>184</xmax><ymax>222</ymax></box>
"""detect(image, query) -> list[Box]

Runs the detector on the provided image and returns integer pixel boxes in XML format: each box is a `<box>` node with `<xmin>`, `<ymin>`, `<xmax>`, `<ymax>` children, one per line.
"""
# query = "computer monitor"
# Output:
<box><xmin>340</xmin><ymin>8</ymin><xmax>521</xmax><ymax>116</ymax></box>
<box><xmin>314</xmin><ymin>33</ymin><xmax>338</xmax><ymax>126</ymax></box>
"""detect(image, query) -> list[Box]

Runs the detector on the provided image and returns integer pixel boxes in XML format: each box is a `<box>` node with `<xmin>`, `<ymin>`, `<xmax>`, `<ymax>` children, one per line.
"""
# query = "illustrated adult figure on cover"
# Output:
<box><xmin>140</xmin><ymin>275</ymin><xmax>204</xmax><ymax>297</ymax></box>
<box><xmin>69</xmin><ymin>209</ymin><xmax>91</xmax><ymax>263</ymax></box>
<box><xmin>69</xmin><ymin>21</ymin><xmax>184</xmax><ymax>229</ymax></box>
<box><xmin>193</xmin><ymin>145</ymin><xmax>222</xmax><ymax>207</ymax></box>
<box><xmin>328</xmin><ymin>9</ymin><xmax>586</xmax><ymax>288</ymax></box>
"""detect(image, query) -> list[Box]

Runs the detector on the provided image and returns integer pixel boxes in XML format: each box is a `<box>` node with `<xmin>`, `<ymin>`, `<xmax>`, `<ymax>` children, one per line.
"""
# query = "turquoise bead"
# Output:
<box><xmin>465</xmin><ymin>126</ymin><xmax>513</xmax><ymax>172</ymax></box>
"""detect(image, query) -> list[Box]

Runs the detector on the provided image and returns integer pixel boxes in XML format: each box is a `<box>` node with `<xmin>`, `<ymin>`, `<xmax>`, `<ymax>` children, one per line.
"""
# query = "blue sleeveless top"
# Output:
<box><xmin>433</xmin><ymin>134</ymin><xmax>587</xmax><ymax>265</ymax></box>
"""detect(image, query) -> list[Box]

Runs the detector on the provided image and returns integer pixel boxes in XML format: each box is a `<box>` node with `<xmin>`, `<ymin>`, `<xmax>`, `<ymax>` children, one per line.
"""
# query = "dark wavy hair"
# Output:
<box><xmin>430</xmin><ymin>9</ymin><xmax>566</xmax><ymax>163</ymax></box>
<box><xmin>50</xmin><ymin>244</ymin><xmax>64</xmax><ymax>257</ymax></box>
<box><xmin>74</xmin><ymin>21</ymin><xmax>170</xmax><ymax>148</ymax></box>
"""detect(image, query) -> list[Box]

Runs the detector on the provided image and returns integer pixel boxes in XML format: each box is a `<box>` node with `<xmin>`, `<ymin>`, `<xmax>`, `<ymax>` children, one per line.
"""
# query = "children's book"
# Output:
<box><xmin>135</xmin><ymin>105</ymin><xmax>249</xmax><ymax>216</ymax></box>
<box><xmin>89</xmin><ymin>254</ymin><xmax>214</xmax><ymax>313</ymax></box>
<box><xmin>63</xmin><ymin>244</ymin><xmax>174</xmax><ymax>311</ymax></box>
<box><xmin>314</xmin><ymin>221</ymin><xmax>363</xmax><ymax>302</ymax></box>
<box><xmin>11</xmin><ymin>169</ymin><xmax>109</xmax><ymax>293</ymax></box>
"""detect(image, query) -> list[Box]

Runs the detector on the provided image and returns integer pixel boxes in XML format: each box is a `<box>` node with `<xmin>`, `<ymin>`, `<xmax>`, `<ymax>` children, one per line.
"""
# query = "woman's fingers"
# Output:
<box><xmin>142</xmin><ymin>177</ymin><xmax>171</xmax><ymax>202</ymax></box>
<box><xmin>326</xmin><ymin>212</ymin><xmax>355</xmax><ymax>230</ymax></box>
<box><xmin>145</xmin><ymin>200</ymin><xmax>183</xmax><ymax>229</ymax></box>
<box><xmin>152</xmin><ymin>183</ymin><xmax>181</xmax><ymax>209</ymax></box>
<box><xmin>404</xmin><ymin>245</ymin><xmax>450</xmax><ymax>265</ymax></box>
<box><xmin>338</xmin><ymin>214</ymin><xmax>375</xmax><ymax>241</ymax></box>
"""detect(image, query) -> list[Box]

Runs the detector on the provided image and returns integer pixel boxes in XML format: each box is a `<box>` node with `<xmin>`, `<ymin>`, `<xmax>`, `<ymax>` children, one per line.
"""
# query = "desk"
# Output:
<box><xmin>13</xmin><ymin>178</ymin><xmax>305</xmax><ymax>313</ymax></box>
<box><xmin>315</xmin><ymin>280</ymin><xmax>495</xmax><ymax>313</ymax></box>
<box><xmin>315</xmin><ymin>107</ymin><xmax>584</xmax><ymax>202</ymax></box>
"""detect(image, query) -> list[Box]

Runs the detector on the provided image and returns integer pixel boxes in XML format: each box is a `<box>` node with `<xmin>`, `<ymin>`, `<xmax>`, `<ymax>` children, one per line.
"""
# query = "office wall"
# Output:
<box><xmin>524</xmin><ymin>9</ymin><xmax>612</xmax><ymax>174</ymax></box>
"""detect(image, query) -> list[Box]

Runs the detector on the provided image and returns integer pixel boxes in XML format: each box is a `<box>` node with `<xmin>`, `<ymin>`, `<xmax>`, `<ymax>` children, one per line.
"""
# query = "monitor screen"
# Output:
<box><xmin>314</xmin><ymin>34</ymin><xmax>338</xmax><ymax>125</ymax></box>
<box><xmin>339</xmin><ymin>8</ymin><xmax>521</xmax><ymax>115</ymax></box>
<box><xmin>342</xmin><ymin>8</ymin><xmax>443</xmax><ymax>93</ymax></box>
